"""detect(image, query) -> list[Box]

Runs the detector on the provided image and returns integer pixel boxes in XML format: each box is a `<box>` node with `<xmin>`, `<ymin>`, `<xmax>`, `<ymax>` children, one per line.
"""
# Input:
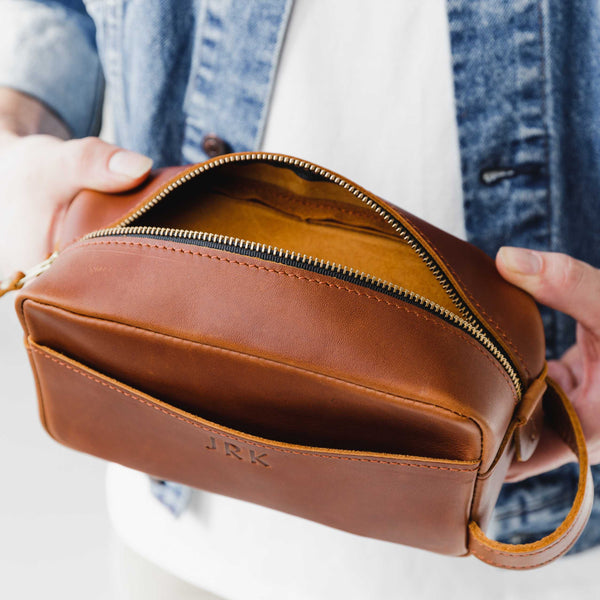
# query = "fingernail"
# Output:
<box><xmin>498</xmin><ymin>247</ymin><xmax>542</xmax><ymax>275</ymax></box>
<box><xmin>108</xmin><ymin>150</ymin><xmax>153</xmax><ymax>179</ymax></box>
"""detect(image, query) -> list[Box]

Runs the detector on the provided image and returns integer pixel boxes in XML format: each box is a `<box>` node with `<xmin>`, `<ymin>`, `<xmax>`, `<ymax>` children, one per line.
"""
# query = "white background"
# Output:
<box><xmin>0</xmin><ymin>295</ymin><xmax>113</xmax><ymax>598</ymax></box>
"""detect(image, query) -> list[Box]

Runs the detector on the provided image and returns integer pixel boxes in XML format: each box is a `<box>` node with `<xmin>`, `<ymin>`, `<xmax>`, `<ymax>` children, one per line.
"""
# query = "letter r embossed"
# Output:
<box><xmin>206</xmin><ymin>436</ymin><xmax>270</xmax><ymax>467</ymax></box>
<box><xmin>224</xmin><ymin>442</ymin><xmax>243</xmax><ymax>460</ymax></box>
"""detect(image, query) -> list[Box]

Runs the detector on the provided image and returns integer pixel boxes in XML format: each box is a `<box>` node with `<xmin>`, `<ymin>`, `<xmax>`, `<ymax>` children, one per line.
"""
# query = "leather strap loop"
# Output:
<box><xmin>468</xmin><ymin>378</ymin><xmax>594</xmax><ymax>569</ymax></box>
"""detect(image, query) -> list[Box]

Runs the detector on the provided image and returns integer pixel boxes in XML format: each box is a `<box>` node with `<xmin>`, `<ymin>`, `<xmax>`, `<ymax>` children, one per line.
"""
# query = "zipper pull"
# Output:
<box><xmin>0</xmin><ymin>251</ymin><xmax>58</xmax><ymax>299</ymax></box>
<box><xmin>0</xmin><ymin>270</ymin><xmax>26</xmax><ymax>299</ymax></box>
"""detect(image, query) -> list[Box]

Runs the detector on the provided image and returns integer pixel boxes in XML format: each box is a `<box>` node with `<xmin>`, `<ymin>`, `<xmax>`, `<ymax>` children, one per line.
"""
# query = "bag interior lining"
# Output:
<box><xmin>136</xmin><ymin>163</ymin><xmax>457</xmax><ymax>311</ymax></box>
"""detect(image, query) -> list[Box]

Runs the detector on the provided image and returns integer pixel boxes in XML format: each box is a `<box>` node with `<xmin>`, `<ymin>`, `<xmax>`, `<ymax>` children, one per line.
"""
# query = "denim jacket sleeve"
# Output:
<box><xmin>0</xmin><ymin>0</ymin><xmax>104</xmax><ymax>138</ymax></box>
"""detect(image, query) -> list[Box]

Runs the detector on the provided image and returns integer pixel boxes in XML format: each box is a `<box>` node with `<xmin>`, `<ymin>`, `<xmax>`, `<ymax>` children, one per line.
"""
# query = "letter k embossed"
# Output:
<box><xmin>250</xmin><ymin>449</ymin><xmax>270</xmax><ymax>467</ymax></box>
<box><xmin>205</xmin><ymin>436</ymin><xmax>270</xmax><ymax>467</ymax></box>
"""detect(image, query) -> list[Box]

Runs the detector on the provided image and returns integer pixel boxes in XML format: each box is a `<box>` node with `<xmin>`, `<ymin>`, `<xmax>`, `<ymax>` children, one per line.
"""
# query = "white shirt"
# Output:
<box><xmin>107</xmin><ymin>1</ymin><xmax>466</xmax><ymax>599</ymax></box>
<box><xmin>261</xmin><ymin>0</ymin><xmax>465</xmax><ymax>238</ymax></box>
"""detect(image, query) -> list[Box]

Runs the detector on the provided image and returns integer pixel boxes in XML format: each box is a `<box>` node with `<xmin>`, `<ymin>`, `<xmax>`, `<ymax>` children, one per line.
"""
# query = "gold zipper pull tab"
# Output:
<box><xmin>0</xmin><ymin>251</ymin><xmax>59</xmax><ymax>299</ymax></box>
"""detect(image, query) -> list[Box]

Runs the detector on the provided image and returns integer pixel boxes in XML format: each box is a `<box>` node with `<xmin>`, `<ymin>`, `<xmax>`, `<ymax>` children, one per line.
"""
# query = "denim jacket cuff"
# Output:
<box><xmin>0</xmin><ymin>0</ymin><xmax>104</xmax><ymax>138</ymax></box>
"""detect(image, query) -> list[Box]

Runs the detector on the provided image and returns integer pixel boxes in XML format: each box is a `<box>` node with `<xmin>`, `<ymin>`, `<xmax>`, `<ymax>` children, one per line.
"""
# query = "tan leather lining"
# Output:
<box><xmin>136</xmin><ymin>166</ymin><xmax>457</xmax><ymax>311</ymax></box>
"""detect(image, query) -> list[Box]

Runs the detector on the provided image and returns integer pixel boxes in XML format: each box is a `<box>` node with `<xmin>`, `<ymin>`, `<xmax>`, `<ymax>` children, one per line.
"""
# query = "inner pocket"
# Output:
<box><xmin>23</xmin><ymin>303</ymin><xmax>482</xmax><ymax>463</ymax></box>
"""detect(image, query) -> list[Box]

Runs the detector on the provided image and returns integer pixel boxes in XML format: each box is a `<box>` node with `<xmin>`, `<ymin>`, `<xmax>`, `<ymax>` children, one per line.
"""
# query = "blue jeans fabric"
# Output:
<box><xmin>494</xmin><ymin>463</ymin><xmax>600</xmax><ymax>555</ymax></box>
<box><xmin>1</xmin><ymin>0</ymin><xmax>599</xmax><ymax>550</ymax></box>
<box><xmin>447</xmin><ymin>0</ymin><xmax>600</xmax><ymax>551</ymax></box>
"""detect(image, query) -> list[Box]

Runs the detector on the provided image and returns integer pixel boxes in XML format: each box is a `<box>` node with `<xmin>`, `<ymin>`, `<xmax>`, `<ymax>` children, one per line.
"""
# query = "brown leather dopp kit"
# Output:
<box><xmin>2</xmin><ymin>153</ymin><xmax>593</xmax><ymax>569</ymax></box>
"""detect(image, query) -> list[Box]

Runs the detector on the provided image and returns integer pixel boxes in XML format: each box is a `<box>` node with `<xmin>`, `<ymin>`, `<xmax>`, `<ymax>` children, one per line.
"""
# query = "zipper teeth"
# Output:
<box><xmin>102</xmin><ymin>154</ymin><xmax>469</xmax><ymax>312</ymax></box>
<box><xmin>87</xmin><ymin>226</ymin><xmax>461</xmax><ymax>292</ymax></box>
<box><xmin>82</xmin><ymin>152</ymin><xmax>522</xmax><ymax>398</ymax></box>
<box><xmin>85</xmin><ymin>226</ymin><xmax>522</xmax><ymax>398</ymax></box>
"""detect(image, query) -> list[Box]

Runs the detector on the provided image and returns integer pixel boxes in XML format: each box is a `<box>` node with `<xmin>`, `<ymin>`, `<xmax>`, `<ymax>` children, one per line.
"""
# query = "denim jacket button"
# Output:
<box><xmin>202</xmin><ymin>133</ymin><xmax>231</xmax><ymax>157</ymax></box>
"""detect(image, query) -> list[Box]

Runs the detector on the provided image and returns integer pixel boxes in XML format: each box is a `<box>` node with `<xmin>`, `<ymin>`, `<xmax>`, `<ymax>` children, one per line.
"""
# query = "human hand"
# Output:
<box><xmin>496</xmin><ymin>247</ymin><xmax>600</xmax><ymax>482</ymax></box>
<box><xmin>0</xmin><ymin>129</ymin><xmax>153</xmax><ymax>277</ymax></box>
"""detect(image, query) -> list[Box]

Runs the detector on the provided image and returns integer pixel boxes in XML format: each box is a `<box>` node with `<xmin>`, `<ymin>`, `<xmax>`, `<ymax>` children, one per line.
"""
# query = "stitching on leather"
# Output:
<box><xmin>214</xmin><ymin>183</ymin><xmax>385</xmax><ymax>222</ymax></box>
<box><xmin>449</xmin><ymin>279</ymin><xmax>531</xmax><ymax>379</ymax></box>
<box><xmin>37</xmin><ymin>303</ymin><xmax>483</xmax><ymax>432</ymax></box>
<box><xmin>427</xmin><ymin>240</ymin><xmax>532</xmax><ymax>376</ymax></box>
<box><xmin>470</xmin><ymin>378</ymin><xmax>592</xmax><ymax>566</ymax></box>
<box><xmin>31</xmin><ymin>346</ymin><xmax>479</xmax><ymax>472</ymax></box>
<box><xmin>470</xmin><ymin>488</ymin><xmax>588</xmax><ymax>565</ymax></box>
<box><xmin>74</xmin><ymin>239</ymin><xmax>518</xmax><ymax>403</ymax></box>
<box><xmin>397</xmin><ymin>217</ymin><xmax>531</xmax><ymax>379</ymax></box>
<box><xmin>469</xmin><ymin>532</ymin><xmax>582</xmax><ymax>569</ymax></box>
<box><xmin>24</xmin><ymin>347</ymin><xmax>51</xmax><ymax>433</ymax></box>
<box><xmin>470</xmin><ymin>512</ymin><xmax>587</xmax><ymax>568</ymax></box>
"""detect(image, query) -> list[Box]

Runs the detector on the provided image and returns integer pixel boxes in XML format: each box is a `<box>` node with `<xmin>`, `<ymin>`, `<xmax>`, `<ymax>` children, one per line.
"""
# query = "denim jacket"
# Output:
<box><xmin>1</xmin><ymin>0</ymin><xmax>599</xmax><ymax>553</ymax></box>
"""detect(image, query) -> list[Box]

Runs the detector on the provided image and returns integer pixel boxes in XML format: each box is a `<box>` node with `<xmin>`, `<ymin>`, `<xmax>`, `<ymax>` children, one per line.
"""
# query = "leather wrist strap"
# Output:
<box><xmin>468</xmin><ymin>377</ymin><xmax>594</xmax><ymax>569</ymax></box>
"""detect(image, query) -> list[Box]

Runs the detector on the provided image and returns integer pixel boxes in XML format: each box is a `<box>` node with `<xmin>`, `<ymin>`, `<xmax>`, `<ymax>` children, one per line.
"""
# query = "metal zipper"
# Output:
<box><xmin>99</xmin><ymin>154</ymin><xmax>468</xmax><ymax>314</ymax></box>
<box><xmin>0</xmin><ymin>251</ymin><xmax>58</xmax><ymax>298</ymax></box>
<box><xmin>79</xmin><ymin>153</ymin><xmax>522</xmax><ymax>398</ymax></box>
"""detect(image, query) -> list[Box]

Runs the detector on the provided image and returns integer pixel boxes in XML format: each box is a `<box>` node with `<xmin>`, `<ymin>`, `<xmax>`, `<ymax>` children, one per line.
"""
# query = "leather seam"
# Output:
<box><xmin>27</xmin><ymin>300</ymin><xmax>485</xmax><ymax>440</ymax></box>
<box><xmin>470</xmin><ymin>515</ymin><xmax>586</xmax><ymax>568</ymax></box>
<box><xmin>72</xmin><ymin>239</ymin><xmax>518</xmax><ymax>404</ymax></box>
<box><xmin>30</xmin><ymin>345</ymin><xmax>480</xmax><ymax>472</ymax></box>
<box><xmin>396</xmin><ymin>217</ymin><xmax>531</xmax><ymax>379</ymax></box>
<box><xmin>24</xmin><ymin>346</ymin><xmax>51</xmax><ymax>434</ymax></box>
<box><xmin>469</xmin><ymin>531</ymin><xmax>581</xmax><ymax>569</ymax></box>
<box><xmin>214</xmin><ymin>183</ymin><xmax>387</xmax><ymax>222</ymax></box>
<box><xmin>20</xmin><ymin>301</ymin><xmax>58</xmax><ymax>441</ymax></box>
<box><xmin>470</xmin><ymin>483</ymin><xmax>589</xmax><ymax>562</ymax></box>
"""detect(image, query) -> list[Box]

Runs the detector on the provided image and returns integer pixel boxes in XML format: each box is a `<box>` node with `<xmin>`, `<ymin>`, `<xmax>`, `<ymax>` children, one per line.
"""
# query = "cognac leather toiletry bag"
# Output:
<box><xmin>3</xmin><ymin>152</ymin><xmax>593</xmax><ymax>569</ymax></box>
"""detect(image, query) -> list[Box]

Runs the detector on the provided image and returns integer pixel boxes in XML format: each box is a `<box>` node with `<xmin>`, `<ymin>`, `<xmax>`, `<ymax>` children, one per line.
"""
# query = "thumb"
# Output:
<box><xmin>496</xmin><ymin>247</ymin><xmax>600</xmax><ymax>334</ymax></box>
<box><xmin>60</xmin><ymin>137</ymin><xmax>153</xmax><ymax>195</ymax></box>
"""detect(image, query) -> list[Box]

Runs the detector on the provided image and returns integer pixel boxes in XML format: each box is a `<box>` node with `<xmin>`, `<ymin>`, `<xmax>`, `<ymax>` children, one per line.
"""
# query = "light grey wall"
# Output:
<box><xmin>0</xmin><ymin>296</ymin><xmax>113</xmax><ymax>599</ymax></box>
